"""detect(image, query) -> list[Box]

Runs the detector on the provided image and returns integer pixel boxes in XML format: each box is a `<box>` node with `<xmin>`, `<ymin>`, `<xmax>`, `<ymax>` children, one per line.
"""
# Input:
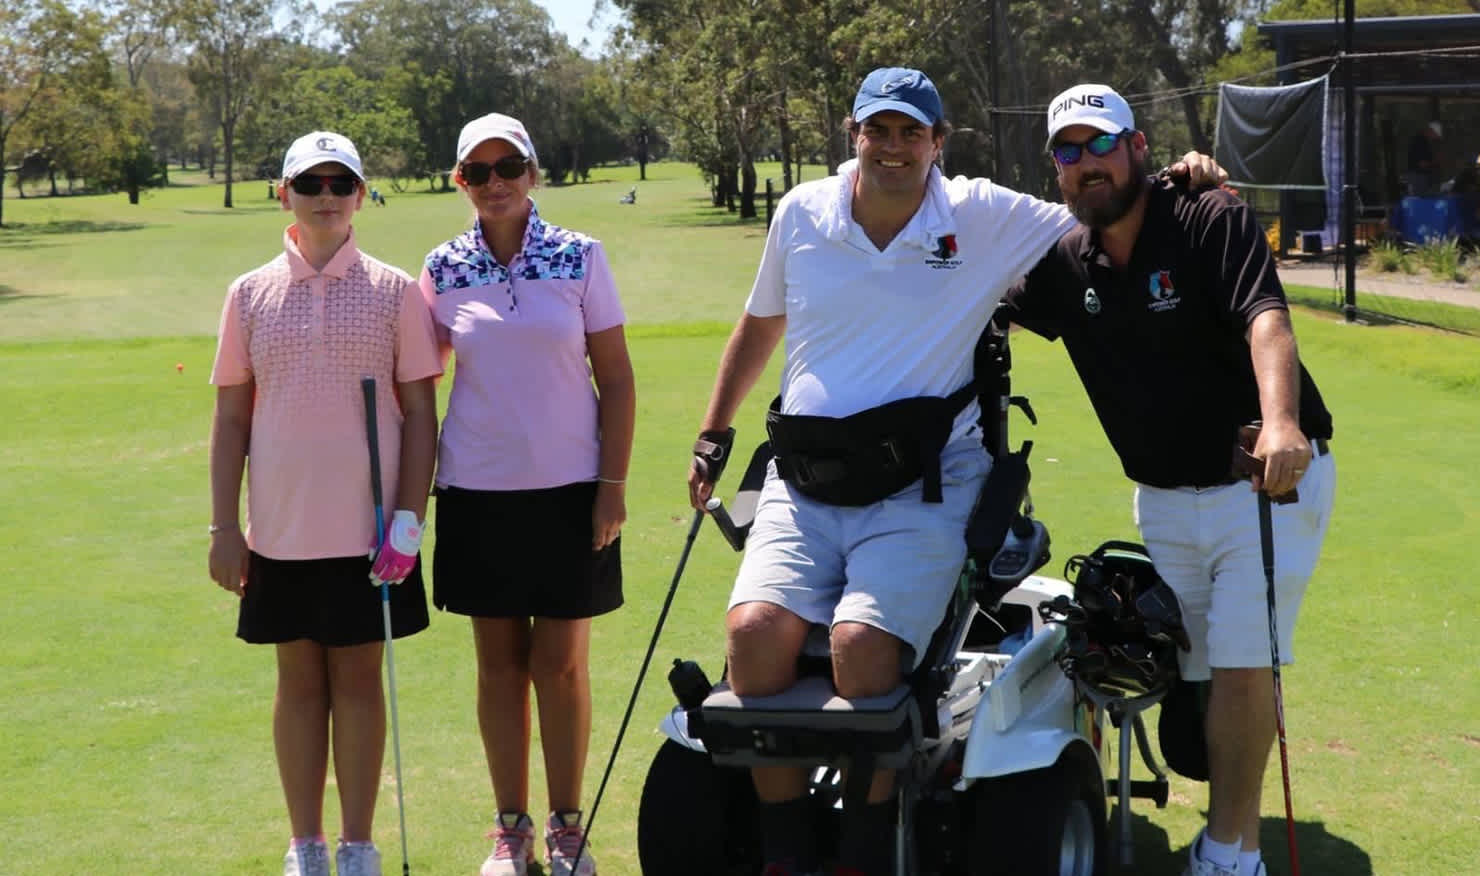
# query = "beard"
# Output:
<box><xmin>1067</xmin><ymin>155</ymin><xmax>1149</xmax><ymax>228</ymax></box>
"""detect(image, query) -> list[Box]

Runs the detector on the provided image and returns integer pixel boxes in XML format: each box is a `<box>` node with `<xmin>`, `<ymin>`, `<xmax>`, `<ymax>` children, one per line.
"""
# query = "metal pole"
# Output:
<box><xmin>989</xmin><ymin>0</ymin><xmax>1004</xmax><ymax>181</ymax></box>
<box><xmin>1342</xmin><ymin>0</ymin><xmax>1357</xmax><ymax>323</ymax></box>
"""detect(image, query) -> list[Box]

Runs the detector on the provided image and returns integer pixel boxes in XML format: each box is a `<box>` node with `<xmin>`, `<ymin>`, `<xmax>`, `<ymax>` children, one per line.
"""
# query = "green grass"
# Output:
<box><xmin>1284</xmin><ymin>282</ymin><xmax>1480</xmax><ymax>338</ymax></box>
<box><xmin>1</xmin><ymin>171</ymin><xmax>1477</xmax><ymax>874</ymax></box>
<box><xmin>0</xmin><ymin>161</ymin><xmax>786</xmax><ymax>341</ymax></box>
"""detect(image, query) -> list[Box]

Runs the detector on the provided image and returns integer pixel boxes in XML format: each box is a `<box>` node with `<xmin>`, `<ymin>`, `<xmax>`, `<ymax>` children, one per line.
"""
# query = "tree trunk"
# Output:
<box><xmin>222</xmin><ymin>120</ymin><xmax>235</xmax><ymax>208</ymax></box>
<box><xmin>637</xmin><ymin>127</ymin><xmax>649</xmax><ymax>181</ymax></box>
<box><xmin>777</xmin><ymin>99</ymin><xmax>794</xmax><ymax>192</ymax></box>
<box><xmin>128</xmin><ymin>186</ymin><xmax>140</xmax><ymax>205</ymax></box>
<box><xmin>740</xmin><ymin>153</ymin><xmax>757</xmax><ymax>219</ymax></box>
<box><xmin>49</xmin><ymin>166</ymin><xmax>58</xmax><ymax>197</ymax></box>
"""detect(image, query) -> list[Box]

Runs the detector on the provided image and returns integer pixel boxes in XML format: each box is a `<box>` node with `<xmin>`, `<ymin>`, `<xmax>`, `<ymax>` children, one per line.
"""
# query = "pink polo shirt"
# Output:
<box><xmin>420</xmin><ymin>207</ymin><xmax>625</xmax><ymax>490</ymax></box>
<box><xmin>211</xmin><ymin>226</ymin><xmax>443</xmax><ymax>560</ymax></box>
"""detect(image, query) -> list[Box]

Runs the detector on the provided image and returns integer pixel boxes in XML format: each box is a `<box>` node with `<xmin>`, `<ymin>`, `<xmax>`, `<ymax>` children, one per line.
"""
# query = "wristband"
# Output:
<box><xmin>693</xmin><ymin>427</ymin><xmax>736</xmax><ymax>485</ymax></box>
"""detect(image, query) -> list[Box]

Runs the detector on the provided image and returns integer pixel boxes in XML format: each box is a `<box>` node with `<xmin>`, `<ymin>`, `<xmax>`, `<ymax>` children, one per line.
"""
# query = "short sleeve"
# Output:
<box><xmin>1200</xmin><ymin>198</ymin><xmax>1287</xmax><ymax>328</ymax></box>
<box><xmin>394</xmin><ymin>280</ymin><xmax>444</xmax><ymax>383</ymax></box>
<box><xmin>999</xmin><ymin>248</ymin><xmax>1065</xmax><ymax>341</ymax></box>
<box><xmin>743</xmin><ymin>201</ymin><xmax>788</xmax><ymax>317</ymax></box>
<box><xmin>580</xmin><ymin>241</ymin><xmax>626</xmax><ymax>333</ymax></box>
<box><xmin>209</xmin><ymin>281</ymin><xmax>252</xmax><ymax>386</ymax></box>
<box><xmin>417</xmin><ymin>266</ymin><xmax>453</xmax><ymax>353</ymax></box>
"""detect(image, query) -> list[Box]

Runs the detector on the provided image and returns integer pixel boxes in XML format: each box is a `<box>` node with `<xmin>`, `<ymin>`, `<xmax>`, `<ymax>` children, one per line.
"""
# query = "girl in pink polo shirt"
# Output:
<box><xmin>208</xmin><ymin>131</ymin><xmax>442</xmax><ymax>876</ymax></box>
<box><xmin>419</xmin><ymin>113</ymin><xmax>635</xmax><ymax>876</ymax></box>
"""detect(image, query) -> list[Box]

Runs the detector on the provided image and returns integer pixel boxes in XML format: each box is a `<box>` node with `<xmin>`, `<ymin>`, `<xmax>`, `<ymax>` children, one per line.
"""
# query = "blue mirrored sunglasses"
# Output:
<box><xmin>1051</xmin><ymin>130</ymin><xmax>1130</xmax><ymax>165</ymax></box>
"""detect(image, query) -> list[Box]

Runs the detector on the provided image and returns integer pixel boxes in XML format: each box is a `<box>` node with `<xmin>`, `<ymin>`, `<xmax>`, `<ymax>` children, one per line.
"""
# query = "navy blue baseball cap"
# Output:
<box><xmin>853</xmin><ymin>67</ymin><xmax>943</xmax><ymax>127</ymax></box>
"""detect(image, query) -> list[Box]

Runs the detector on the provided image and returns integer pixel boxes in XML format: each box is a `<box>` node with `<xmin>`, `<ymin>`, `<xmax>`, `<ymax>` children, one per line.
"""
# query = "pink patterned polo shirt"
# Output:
<box><xmin>419</xmin><ymin>206</ymin><xmax>626</xmax><ymax>491</ymax></box>
<box><xmin>211</xmin><ymin>226</ymin><xmax>442</xmax><ymax>560</ymax></box>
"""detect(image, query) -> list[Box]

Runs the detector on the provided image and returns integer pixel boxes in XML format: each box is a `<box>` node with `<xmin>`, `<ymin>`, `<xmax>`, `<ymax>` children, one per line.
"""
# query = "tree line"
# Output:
<box><xmin>3</xmin><ymin>0</ymin><xmax>1471</xmax><ymax>227</ymax></box>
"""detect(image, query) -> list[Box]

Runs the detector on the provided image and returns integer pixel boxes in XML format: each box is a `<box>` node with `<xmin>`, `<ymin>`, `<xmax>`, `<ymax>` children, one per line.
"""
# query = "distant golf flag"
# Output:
<box><xmin>1214</xmin><ymin>75</ymin><xmax>1330</xmax><ymax>190</ymax></box>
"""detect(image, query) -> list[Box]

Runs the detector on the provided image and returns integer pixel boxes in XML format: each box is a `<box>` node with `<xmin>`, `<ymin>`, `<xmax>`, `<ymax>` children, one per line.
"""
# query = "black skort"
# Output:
<box><xmin>237</xmin><ymin>552</ymin><xmax>429</xmax><ymax>647</ymax></box>
<box><xmin>432</xmin><ymin>481</ymin><xmax>623</xmax><ymax>619</ymax></box>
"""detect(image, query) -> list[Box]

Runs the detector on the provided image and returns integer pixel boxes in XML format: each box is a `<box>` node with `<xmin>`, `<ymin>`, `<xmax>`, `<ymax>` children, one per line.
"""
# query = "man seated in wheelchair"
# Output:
<box><xmin>683</xmin><ymin>65</ymin><xmax>1069</xmax><ymax>876</ymax></box>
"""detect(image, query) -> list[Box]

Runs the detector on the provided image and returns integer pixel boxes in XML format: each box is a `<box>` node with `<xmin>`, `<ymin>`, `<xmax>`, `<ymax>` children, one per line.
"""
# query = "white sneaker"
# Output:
<box><xmin>336</xmin><ymin>840</ymin><xmax>382</xmax><ymax>876</ymax></box>
<box><xmin>545</xmin><ymin>811</ymin><xmax>597</xmax><ymax>876</ymax></box>
<box><xmin>283</xmin><ymin>838</ymin><xmax>330</xmax><ymax>876</ymax></box>
<box><xmin>1183</xmin><ymin>830</ymin><xmax>1239</xmax><ymax>876</ymax></box>
<box><xmin>482</xmin><ymin>812</ymin><xmax>536</xmax><ymax>876</ymax></box>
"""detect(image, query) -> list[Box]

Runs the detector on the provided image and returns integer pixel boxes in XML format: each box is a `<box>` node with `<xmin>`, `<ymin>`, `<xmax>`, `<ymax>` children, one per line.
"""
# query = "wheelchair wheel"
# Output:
<box><xmin>637</xmin><ymin>740</ymin><xmax>762</xmax><ymax>875</ymax></box>
<box><xmin>965</xmin><ymin>748</ymin><xmax>1106</xmax><ymax>876</ymax></box>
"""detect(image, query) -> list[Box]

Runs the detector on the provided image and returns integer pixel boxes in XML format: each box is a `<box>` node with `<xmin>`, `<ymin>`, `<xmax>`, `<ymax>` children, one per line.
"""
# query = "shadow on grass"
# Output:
<box><xmin>0</xmin><ymin>219</ymin><xmax>147</xmax><ymax>238</ymax></box>
<box><xmin>655</xmin><ymin>196</ymin><xmax>771</xmax><ymax>229</ymax></box>
<box><xmin>0</xmin><ymin>283</ymin><xmax>51</xmax><ymax>305</ymax></box>
<box><xmin>1115</xmin><ymin>807</ymin><xmax>1373</xmax><ymax>874</ymax></box>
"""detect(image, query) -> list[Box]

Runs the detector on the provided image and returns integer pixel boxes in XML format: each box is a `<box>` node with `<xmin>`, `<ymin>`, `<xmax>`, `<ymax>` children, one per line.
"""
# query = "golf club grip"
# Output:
<box><xmin>361</xmin><ymin>378</ymin><xmax>385</xmax><ymax>532</ymax></box>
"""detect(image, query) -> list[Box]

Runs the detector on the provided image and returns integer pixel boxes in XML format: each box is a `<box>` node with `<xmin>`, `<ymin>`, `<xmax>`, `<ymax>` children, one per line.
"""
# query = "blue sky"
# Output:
<box><xmin>539</xmin><ymin>0</ymin><xmax>617</xmax><ymax>54</ymax></box>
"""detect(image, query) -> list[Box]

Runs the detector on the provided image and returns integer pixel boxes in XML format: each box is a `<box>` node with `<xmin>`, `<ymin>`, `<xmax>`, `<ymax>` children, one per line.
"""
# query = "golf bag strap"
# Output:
<box><xmin>765</xmin><ymin>382</ymin><xmax>976</xmax><ymax>505</ymax></box>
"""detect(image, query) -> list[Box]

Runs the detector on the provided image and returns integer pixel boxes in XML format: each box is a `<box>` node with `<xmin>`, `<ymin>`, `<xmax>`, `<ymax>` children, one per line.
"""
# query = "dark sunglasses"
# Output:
<box><xmin>460</xmin><ymin>155</ymin><xmax>531</xmax><ymax>186</ymax></box>
<box><xmin>288</xmin><ymin>174</ymin><xmax>360</xmax><ymax>196</ymax></box>
<box><xmin>1051</xmin><ymin>130</ymin><xmax>1129</xmax><ymax>165</ymax></box>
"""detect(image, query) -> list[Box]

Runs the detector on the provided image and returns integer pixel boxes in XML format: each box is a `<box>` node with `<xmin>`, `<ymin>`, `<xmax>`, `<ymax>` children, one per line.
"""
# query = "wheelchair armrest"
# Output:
<box><xmin>965</xmin><ymin>443</ymin><xmax>1032</xmax><ymax>562</ymax></box>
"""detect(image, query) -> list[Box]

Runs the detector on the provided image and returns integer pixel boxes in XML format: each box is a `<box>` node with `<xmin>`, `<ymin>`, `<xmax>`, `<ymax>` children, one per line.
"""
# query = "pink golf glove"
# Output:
<box><xmin>370</xmin><ymin>509</ymin><xmax>423</xmax><ymax>586</ymax></box>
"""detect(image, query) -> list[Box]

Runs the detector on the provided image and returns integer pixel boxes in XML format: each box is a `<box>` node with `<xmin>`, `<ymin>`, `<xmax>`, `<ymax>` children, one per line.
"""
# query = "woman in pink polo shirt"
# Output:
<box><xmin>419</xmin><ymin>113</ymin><xmax>635</xmax><ymax>876</ymax></box>
<box><xmin>208</xmin><ymin>131</ymin><xmax>442</xmax><ymax>876</ymax></box>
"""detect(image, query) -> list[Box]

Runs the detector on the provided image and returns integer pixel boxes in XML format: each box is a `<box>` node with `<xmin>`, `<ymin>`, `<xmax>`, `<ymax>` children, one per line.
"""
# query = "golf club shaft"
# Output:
<box><xmin>362</xmin><ymin>377</ymin><xmax>411</xmax><ymax>875</ymax></box>
<box><xmin>1258</xmin><ymin>492</ymin><xmax>1300</xmax><ymax>876</ymax></box>
<box><xmin>573</xmin><ymin>507</ymin><xmax>707</xmax><ymax>868</ymax></box>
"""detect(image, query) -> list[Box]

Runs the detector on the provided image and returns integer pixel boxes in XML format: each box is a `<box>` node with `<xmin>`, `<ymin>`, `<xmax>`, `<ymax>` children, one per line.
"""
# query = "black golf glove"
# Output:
<box><xmin>692</xmin><ymin>427</ymin><xmax>736</xmax><ymax>487</ymax></box>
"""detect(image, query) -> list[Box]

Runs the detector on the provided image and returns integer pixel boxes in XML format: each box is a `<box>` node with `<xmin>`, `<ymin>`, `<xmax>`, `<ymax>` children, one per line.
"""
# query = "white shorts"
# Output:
<box><xmin>729</xmin><ymin>441</ymin><xmax>990</xmax><ymax>670</ymax></box>
<box><xmin>1133</xmin><ymin>445</ymin><xmax>1336</xmax><ymax>681</ymax></box>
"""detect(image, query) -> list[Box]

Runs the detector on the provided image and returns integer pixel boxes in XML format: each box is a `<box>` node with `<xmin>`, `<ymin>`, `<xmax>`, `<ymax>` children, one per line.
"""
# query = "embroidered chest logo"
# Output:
<box><xmin>925</xmin><ymin>234</ymin><xmax>961</xmax><ymax>269</ymax></box>
<box><xmin>1147</xmin><ymin>269</ymin><xmax>1180</xmax><ymax>312</ymax></box>
<box><xmin>1084</xmin><ymin>287</ymin><xmax>1102</xmax><ymax>315</ymax></box>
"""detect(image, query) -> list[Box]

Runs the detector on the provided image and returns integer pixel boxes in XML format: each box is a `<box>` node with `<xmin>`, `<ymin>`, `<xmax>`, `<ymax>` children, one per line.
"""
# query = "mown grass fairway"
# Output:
<box><xmin>0</xmin><ymin>167</ymin><xmax>1475</xmax><ymax>874</ymax></box>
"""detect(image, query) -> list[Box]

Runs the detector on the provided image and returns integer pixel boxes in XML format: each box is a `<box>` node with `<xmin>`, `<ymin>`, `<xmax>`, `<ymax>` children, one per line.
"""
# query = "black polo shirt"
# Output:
<box><xmin>1000</xmin><ymin>178</ymin><xmax>1332</xmax><ymax>489</ymax></box>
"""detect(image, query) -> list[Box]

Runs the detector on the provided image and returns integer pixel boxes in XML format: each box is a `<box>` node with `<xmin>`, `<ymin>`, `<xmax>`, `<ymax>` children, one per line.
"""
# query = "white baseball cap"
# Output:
<box><xmin>282</xmin><ymin>131</ymin><xmax>364</xmax><ymax>181</ymax></box>
<box><xmin>456</xmin><ymin>113</ymin><xmax>537</xmax><ymax>164</ymax></box>
<box><xmin>1045</xmin><ymin>84</ymin><xmax>1136</xmax><ymax>149</ymax></box>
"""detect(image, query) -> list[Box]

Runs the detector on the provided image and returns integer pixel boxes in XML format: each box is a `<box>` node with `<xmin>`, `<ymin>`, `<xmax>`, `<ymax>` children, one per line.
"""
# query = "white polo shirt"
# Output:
<box><xmin>746</xmin><ymin>160</ymin><xmax>1076</xmax><ymax>443</ymax></box>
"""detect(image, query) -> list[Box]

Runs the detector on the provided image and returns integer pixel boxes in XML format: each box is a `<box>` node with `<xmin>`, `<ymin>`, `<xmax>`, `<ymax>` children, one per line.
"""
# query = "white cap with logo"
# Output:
<box><xmin>282</xmin><ymin>131</ymin><xmax>365</xmax><ymax>181</ymax></box>
<box><xmin>456</xmin><ymin>113</ymin><xmax>537</xmax><ymax>164</ymax></box>
<box><xmin>1045</xmin><ymin>84</ymin><xmax>1136</xmax><ymax>149</ymax></box>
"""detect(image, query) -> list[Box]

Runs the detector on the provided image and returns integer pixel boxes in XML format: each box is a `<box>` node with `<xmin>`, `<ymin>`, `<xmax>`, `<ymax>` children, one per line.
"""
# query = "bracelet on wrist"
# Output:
<box><xmin>597</xmin><ymin>477</ymin><xmax>626</xmax><ymax>485</ymax></box>
<box><xmin>208</xmin><ymin>523</ymin><xmax>239</xmax><ymax>535</ymax></box>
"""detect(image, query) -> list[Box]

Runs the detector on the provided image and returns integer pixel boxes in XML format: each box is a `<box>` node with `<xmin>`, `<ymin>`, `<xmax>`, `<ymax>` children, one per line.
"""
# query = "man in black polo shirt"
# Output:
<box><xmin>1001</xmin><ymin>84</ymin><xmax>1336</xmax><ymax>876</ymax></box>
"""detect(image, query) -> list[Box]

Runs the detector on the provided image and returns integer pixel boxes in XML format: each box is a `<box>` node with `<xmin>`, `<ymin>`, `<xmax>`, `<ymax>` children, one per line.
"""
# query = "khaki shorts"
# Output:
<box><xmin>728</xmin><ymin>441</ymin><xmax>989</xmax><ymax>670</ymax></box>
<box><xmin>1133</xmin><ymin>447</ymin><xmax>1336</xmax><ymax>681</ymax></box>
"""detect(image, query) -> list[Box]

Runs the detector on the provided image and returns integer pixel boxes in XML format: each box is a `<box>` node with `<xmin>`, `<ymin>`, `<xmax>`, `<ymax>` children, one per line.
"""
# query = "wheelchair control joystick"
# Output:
<box><xmin>988</xmin><ymin>515</ymin><xmax>1049</xmax><ymax>585</ymax></box>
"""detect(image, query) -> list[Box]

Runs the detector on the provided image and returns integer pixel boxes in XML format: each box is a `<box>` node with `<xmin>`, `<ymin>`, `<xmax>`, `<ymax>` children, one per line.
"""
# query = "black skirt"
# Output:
<box><xmin>237</xmin><ymin>552</ymin><xmax>429</xmax><ymax>646</ymax></box>
<box><xmin>432</xmin><ymin>481</ymin><xmax>624</xmax><ymax>619</ymax></box>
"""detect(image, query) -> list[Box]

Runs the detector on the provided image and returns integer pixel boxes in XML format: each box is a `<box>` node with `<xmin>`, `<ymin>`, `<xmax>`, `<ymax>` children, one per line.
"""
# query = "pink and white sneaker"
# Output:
<box><xmin>282</xmin><ymin>838</ymin><xmax>329</xmax><ymax>876</ymax></box>
<box><xmin>481</xmin><ymin>812</ymin><xmax>535</xmax><ymax>876</ymax></box>
<box><xmin>545</xmin><ymin>810</ymin><xmax>597</xmax><ymax>876</ymax></box>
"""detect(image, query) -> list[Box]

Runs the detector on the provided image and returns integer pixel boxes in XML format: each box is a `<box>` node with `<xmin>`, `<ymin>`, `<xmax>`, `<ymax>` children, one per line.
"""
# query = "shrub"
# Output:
<box><xmin>1371</xmin><ymin>240</ymin><xmax>1405</xmax><ymax>273</ymax></box>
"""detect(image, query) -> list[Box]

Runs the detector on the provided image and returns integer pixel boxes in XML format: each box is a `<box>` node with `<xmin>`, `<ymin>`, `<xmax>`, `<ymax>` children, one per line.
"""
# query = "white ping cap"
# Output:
<box><xmin>282</xmin><ymin>131</ymin><xmax>364</xmax><ymax>181</ymax></box>
<box><xmin>456</xmin><ymin>113</ymin><xmax>537</xmax><ymax>164</ymax></box>
<box><xmin>1045</xmin><ymin>84</ymin><xmax>1136</xmax><ymax>149</ymax></box>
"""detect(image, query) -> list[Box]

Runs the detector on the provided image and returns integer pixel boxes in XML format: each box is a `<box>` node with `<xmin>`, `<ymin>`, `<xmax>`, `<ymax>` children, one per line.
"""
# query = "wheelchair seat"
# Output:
<box><xmin>697</xmin><ymin>676</ymin><xmax>919</xmax><ymax>769</ymax></box>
